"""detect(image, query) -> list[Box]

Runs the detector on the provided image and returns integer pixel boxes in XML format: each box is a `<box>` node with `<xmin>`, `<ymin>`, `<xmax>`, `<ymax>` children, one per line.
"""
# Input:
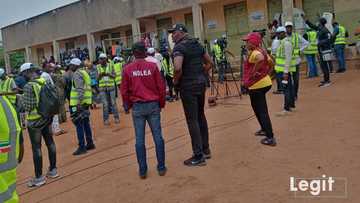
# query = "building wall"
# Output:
<box><xmin>334</xmin><ymin>0</ymin><xmax>360</xmax><ymax>43</ymax></box>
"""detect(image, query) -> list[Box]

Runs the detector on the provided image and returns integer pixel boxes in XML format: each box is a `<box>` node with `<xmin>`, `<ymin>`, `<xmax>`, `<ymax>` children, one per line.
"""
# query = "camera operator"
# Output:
<box><xmin>212</xmin><ymin>37</ymin><xmax>227</xmax><ymax>83</ymax></box>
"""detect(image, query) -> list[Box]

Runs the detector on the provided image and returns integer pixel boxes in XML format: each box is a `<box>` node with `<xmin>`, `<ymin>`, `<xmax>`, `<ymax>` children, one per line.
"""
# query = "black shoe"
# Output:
<box><xmin>273</xmin><ymin>90</ymin><xmax>283</xmax><ymax>95</ymax></box>
<box><xmin>260</xmin><ymin>137</ymin><xmax>277</xmax><ymax>147</ymax></box>
<box><xmin>336</xmin><ymin>69</ymin><xmax>346</xmax><ymax>73</ymax></box>
<box><xmin>139</xmin><ymin>172</ymin><xmax>147</xmax><ymax>179</ymax></box>
<box><xmin>86</xmin><ymin>144</ymin><xmax>96</xmax><ymax>151</ymax></box>
<box><xmin>203</xmin><ymin>149</ymin><xmax>211</xmax><ymax>159</ymax></box>
<box><xmin>319</xmin><ymin>81</ymin><xmax>331</xmax><ymax>88</ymax></box>
<box><xmin>255</xmin><ymin>130</ymin><xmax>266</xmax><ymax>136</ymax></box>
<box><xmin>73</xmin><ymin>147</ymin><xmax>87</xmax><ymax>156</ymax></box>
<box><xmin>158</xmin><ymin>168</ymin><xmax>167</xmax><ymax>176</ymax></box>
<box><xmin>184</xmin><ymin>155</ymin><xmax>206</xmax><ymax>166</ymax></box>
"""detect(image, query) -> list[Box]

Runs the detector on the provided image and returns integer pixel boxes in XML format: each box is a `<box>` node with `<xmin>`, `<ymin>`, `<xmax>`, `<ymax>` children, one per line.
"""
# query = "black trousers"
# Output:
<box><xmin>28</xmin><ymin>123</ymin><xmax>57</xmax><ymax>178</ymax></box>
<box><xmin>180</xmin><ymin>85</ymin><xmax>209</xmax><ymax>157</ymax></box>
<box><xmin>165</xmin><ymin>75</ymin><xmax>174</xmax><ymax>98</ymax></box>
<box><xmin>319</xmin><ymin>53</ymin><xmax>331</xmax><ymax>83</ymax></box>
<box><xmin>249</xmin><ymin>86</ymin><xmax>274</xmax><ymax>138</ymax></box>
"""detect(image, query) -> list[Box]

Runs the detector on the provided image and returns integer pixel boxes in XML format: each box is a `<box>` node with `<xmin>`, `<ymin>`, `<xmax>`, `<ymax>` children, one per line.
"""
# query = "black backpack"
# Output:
<box><xmin>38</xmin><ymin>82</ymin><xmax>60</xmax><ymax>118</ymax></box>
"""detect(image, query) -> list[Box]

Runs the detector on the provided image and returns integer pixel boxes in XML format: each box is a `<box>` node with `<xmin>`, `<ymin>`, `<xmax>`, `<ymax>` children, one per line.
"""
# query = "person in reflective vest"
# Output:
<box><xmin>274</xmin><ymin>28</ymin><xmax>296</xmax><ymax>117</ymax></box>
<box><xmin>0</xmin><ymin>68</ymin><xmax>18</xmax><ymax>106</ymax></box>
<box><xmin>20</xmin><ymin>63</ymin><xmax>59</xmax><ymax>188</ymax></box>
<box><xmin>212</xmin><ymin>40</ymin><xmax>226</xmax><ymax>83</ymax></box>
<box><xmin>69</xmin><ymin>58</ymin><xmax>95</xmax><ymax>156</ymax></box>
<box><xmin>97</xmin><ymin>53</ymin><xmax>120</xmax><ymax>125</ymax></box>
<box><xmin>161</xmin><ymin>52</ymin><xmax>176</xmax><ymax>101</ymax></box>
<box><xmin>285</xmin><ymin>21</ymin><xmax>309</xmax><ymax>101</ymax></box>
<box><xmin>303</xmin><ymin>29</ymin><xmax>319</xmax><ymax>77</ymax></box>
<box><xmin>333</xmin><ymin>22</ymin><xmax>348</xmax><ymax>73</ymax></box>
<box><xmin>0</xmin><ymin>96</ymin><xmax>22</xmax><ymax>203</ymax></box>
<box><xmin>113</xmin><ymin>57</ymin><xmax>124</xmax><ymax>88</ymax></box>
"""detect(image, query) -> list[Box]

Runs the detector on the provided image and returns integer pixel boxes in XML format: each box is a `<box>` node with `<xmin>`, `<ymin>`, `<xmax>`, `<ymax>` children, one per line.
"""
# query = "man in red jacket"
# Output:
<box><xmin>121</xmin><ymin>42</ymin><xmax>166</xmax><ymax>179</ymax></box>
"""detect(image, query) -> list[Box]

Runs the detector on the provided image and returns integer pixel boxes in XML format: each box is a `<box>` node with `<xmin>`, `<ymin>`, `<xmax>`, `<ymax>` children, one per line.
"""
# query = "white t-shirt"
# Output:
<box><xmin>145</xmin><ymin>56</ymin><xmax>162</xmax><ymax>72</ymax></box>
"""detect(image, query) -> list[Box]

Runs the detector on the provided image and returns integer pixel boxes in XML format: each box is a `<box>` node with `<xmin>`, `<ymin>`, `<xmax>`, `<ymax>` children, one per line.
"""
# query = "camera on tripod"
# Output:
<box><xmin>217</xmin><ymin>35</ymin><xmax>228</xmax><ymax>52</ymax></box>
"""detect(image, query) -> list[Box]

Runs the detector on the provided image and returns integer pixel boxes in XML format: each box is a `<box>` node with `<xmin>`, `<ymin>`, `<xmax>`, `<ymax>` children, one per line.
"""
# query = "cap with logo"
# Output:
<box><xmin>70</xmin><ymin>58</ymin><xmax>82</xmax><ymax>66</ymax></box>
<box><xmin>99</xmin><ymin>53</ymin><xmax>107</xmax><ymax>59</ymax></box>
<box><xmin>20</xmin><ymin>63</ymin><xmax>36</xmax><ymax>73</ymax></box>
<box><xmin>276</xmin><ymin>26</ymin><xmax>287</xmax><ymax>33</ymax></box>
<box><xmin>168</xmin><ymin>24</ymin><xmax>188</xmax><ymax>33</ymax></box>
<box><xmin>147</xmin><ymin>47</ymin><xmax>155</xmax><ymax>54</ymax></box>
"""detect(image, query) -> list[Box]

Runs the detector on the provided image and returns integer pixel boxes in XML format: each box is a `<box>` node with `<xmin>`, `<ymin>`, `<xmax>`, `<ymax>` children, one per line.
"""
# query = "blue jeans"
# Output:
<box><xmin>305</xmin><ymin>54</ymin><xmax>318</xmax><ymax>77</ymax></box>
<box><xmin>334</xmin><ymin>44</ymin><xmax>346</xmax><ymax>71</ymax></box>
<box><xmin>132</xmin><ymin>102</ymin><xmax>166</xmax><ymax>175</ymax></box>
<box><xmin>100</xmin><ymin>89</ymin><xmax>120</xmax><ymax>122</ymax></box>
<box><xmin>75</xmin><ymin>117</ymin><xmax>94</xmax><ymax>149</ymax></box>
<box><xmin>284</xmin><ymin>73</ymin><xmax>295</xmax><ymax>111</ymax></box>
<box><xmin>275</xmin><ymin>72</ymin><xmax>284</xmax><ymax>92</ymax></box>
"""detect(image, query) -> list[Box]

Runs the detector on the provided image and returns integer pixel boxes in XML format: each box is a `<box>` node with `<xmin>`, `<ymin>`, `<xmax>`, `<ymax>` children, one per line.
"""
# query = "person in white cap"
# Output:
<box><xmin>97</xmin><ymin>53</ymin><xmax>120</xmax><ymax>125</ymax></box>
<box><xmin>69</xmin><ymin>58</ymin><xmax>95</xmax><ymax>156</ymax></box>
<box><xmin>273</xmin><ymin>27</ymin><xmax>296</xmax><ymax>117</ymax></box>
<box><xmin>285</xmin><ymin>21</ymin><xmax>309</xmax><ymax>101</ymax></box>
<box><xmin>272</xmin><ymin>26</ymin><xmax>286</xmax><ymax>94</ymax></box>
<box><xmin>145</xmin><ymin>47</ymin><xmax>162</xmax><ymax>72</ymax></box>
<box><xmin>20</xmin><ymin>63</ymin><xmax>59</xmax><ymax>187</ymax></box>
<box><xmin>113</xmin><ymin>56</ymin><xmax>124</xmax><ymax>90</ymax></box>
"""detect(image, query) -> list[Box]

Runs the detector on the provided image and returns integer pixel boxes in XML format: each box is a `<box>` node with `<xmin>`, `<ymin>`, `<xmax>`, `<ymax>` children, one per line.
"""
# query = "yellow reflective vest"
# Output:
<box><xmin>0</xmin><ymin>96</ymin><xmax>20</xmax><ymax>203</ymax></box>
<box><xmin>70</xmin><ymin>69</ymin><xmax>92</xmax><ymax>106</ymax></box>
<box><xmin>291</xmin><ymin>33</ymin><xmax>301</xmax><ymax>58</ymax></box>
<box><xmin>304</xmin><ymin>31</ymin><xmax>318</xmax><ymax>55</ymax></box>
<box><xmin>114</xmin><ymin>62</ymin><xmax>124</xmax><ymax>86</ymax></box>
<box><xmin>0</xmin><ymin>77</ymin><xmax>17</xmax><ymax>105</ymax></box>
<box><xmin>27</xmin><ymin>78</ymin><xmax>46</xmax><ymax>121</ymax></box>
<box><xmin>335</xmin><ymin>25</ymin><xmax>346</xmax><ymax>45</ymax></box>
<box><xmin>97</xmin><ymin>64</ymin><xmax>115</xmax><ymax>89</ymax></box>
<box><xmin>275</xmin><ymin>38</ymin><xmax>296</xmax><ymax>73</ymax></box>
<box><xmin>161</xmin><ymin>58</ymin><xmax>174</xmax><ymax>78</ymax></box>
<box><xmin>212</xmin><ymin>44</ymin><xmax>224</xmax><ymax>63</ymax></box>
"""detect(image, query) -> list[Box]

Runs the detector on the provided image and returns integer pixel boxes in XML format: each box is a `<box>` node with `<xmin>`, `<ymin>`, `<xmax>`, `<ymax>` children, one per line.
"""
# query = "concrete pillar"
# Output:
<box><xmin>87</xmin><ymin>32</ymin><xmax>96</xmax><ymax>62</ymax></box>
<box><xmin>52</xmin><ymin>40</ymin><xmax>60</xmax><ymax>63</ymax></box>
<box><xmin>4</xmin><ymin>52</ymin><xmax>11</xmax><ymax>73</ymax></box>
<box><xmin>282</xmin><ymin>0</ymin><xmax>294</xmax><ymax>24</ymax></box>
<box><xmin>132</xmin><ymin>19</ymin><xmax>141</xmax><ymax>42</ymax></box>
<box><xmin>25</xmin><ymin>46</ymin><xmax>32</xmax><ymax>63</ymax></box>
<box><xmin>192</xmin><ymin>3</ymin><xmax>204</xmax><ymax>43</ymax></box>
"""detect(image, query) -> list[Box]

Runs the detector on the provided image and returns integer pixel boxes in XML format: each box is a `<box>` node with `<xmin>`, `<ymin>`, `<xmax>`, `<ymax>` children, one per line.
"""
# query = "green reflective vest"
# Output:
<box><xmin>0</xmin><ymin>77</ymin><xmax>16</xmax><ymax>105</ymax></box>
<box><xmin>275</xmin><ymin>38</ymin><xmax>296</xmax><ymax>73</ymax></box>
<box><xmin>304</xmin><ymin>31</ymin><xmax>318</xmax><ymax>55</ymax></box>
<box><xmin>70</xmin><ymin>69</ymin><xmax>92</xmax><ymax>106</ymax></box>
<box><xmin>0</xmin><ymin>96</ymin><xmax>20</xmax><ymax>203</ymax></box>
<box><xmin>291</xmin><ymin>33</ymin><xmax>301</xmax><ymax>58</ymax></box>
<box><xmin>212</xmin><ymin>44</ymin><xmax>224</xmax><ymax>62</ymax></box>
<box><xmin>335</xmin><ymin>25</ymin><xmax>346</xmax><ymax>45</ymax></box>
<box><xmin>114</xmin><ymin>62</ymin><xmax>124</xmax><ymax>86</ymax></box>
<box><xmin>97</xmin><ymin>64</ymin><xmax>115</xmax><ymax>89</ymax></box>
<box><xmin>161</xmin><ymin>58</ymin><xmax>174</xmax><ymax>78</ymax></box>
<box><xmin>27</xmin><ymin>78</ymin><xmax>45</xmax><ymax>121</ymax></box>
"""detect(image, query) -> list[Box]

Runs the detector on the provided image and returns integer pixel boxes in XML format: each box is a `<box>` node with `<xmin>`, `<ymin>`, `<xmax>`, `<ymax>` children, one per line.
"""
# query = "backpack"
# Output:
<box><xmin>38</xmin><ymin>82</ymin><xmax>60</xmax><ymax>118</ymax></box>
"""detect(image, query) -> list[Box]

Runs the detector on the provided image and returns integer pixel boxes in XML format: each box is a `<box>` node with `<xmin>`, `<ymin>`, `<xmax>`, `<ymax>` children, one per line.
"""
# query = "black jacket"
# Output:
<box><xmin>305</xmin><ymin>20</ymin><xmax>333</xmax><ymax>51</ymax></box>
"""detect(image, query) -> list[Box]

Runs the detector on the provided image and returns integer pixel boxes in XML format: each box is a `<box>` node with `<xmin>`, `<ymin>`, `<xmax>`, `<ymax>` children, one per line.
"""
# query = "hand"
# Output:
<box><xmin>283</xmin><ymin>73</ymin><xmax>289</xmax><ymax>81</ymax></box>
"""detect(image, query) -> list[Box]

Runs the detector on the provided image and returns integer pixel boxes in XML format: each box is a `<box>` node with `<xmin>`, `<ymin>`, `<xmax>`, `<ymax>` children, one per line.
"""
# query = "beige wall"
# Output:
<box><xmin>334</xmin><ymin>0</ymin><xmax>360</xmax><ymax>43</ymax></box>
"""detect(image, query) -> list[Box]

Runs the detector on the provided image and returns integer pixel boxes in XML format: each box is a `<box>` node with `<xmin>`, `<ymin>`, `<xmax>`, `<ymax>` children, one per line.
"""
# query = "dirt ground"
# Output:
<box><xmin>16</xmin><ymin>68</ymin><xmax>360</xmax><ymax>203</ymax></box>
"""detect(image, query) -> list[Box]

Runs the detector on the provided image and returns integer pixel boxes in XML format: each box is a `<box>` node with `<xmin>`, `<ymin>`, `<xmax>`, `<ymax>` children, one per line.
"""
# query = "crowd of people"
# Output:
<box><xmin>0</xmin><ymin>12</ymin><xmax>355</xmax><ymax>200</ymax></box>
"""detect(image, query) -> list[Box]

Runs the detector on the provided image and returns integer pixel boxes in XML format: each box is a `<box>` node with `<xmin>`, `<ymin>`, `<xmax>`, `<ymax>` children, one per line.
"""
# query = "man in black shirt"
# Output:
<box><xmin>169</xmin><ymin>24</ymin><xmax>214</xmax><ymax>166</ymax></box>
<box><xmin>302</xmin><ymin>15</ymin><xmax>333</xmax><ymax>87</ymax></box>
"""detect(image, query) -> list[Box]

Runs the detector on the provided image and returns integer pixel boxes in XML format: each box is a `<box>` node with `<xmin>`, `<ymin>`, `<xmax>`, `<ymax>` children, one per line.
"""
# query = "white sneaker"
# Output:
<box><xmin>46</xmin><ymin>168</ymin><xmax>60</xmax><ymax>179</ymax></box>
<box><xmin>27</xmin><ymin>176</ymin><xmax>46</xmax><ymax>188</ymax></box>
<box><xmin>276</xmin><ymin>110</ymin><xmax>292</xmax><ymax>117</ymax></box>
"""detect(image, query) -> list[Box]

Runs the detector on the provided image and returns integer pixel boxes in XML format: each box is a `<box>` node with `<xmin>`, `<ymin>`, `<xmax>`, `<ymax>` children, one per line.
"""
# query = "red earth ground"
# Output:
<box><xmin>16</xmin><ymin>68</ymin><xmax>360</xmax><ymax>203</ymax></box>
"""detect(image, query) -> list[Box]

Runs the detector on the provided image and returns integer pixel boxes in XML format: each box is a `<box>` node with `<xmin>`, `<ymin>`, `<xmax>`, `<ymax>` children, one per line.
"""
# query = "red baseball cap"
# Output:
<box><xmin>242</xmin><ymin>32</ymin><xmax>262</xmax><ymax>46</ymax></box>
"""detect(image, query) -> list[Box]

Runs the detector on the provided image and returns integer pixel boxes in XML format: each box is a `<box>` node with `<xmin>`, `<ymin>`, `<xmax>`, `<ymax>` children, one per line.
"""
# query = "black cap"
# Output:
<box><xmin>132</xmin><ymin>41</ymin><xmax>146</xmax><ymax>53</ymax></box>
<box><xmin>168</xmin><ymin>24</ymin><xmax>188</xmax><ymax>33</ymax></box>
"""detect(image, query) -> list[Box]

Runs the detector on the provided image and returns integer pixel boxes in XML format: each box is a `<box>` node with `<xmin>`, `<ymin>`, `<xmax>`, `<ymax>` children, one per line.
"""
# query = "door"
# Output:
<box><xmin>268</xmin><ymin>0</ymin><xmax>282</xmax><ymax>23</ymax></box>
<box><xmin>156</xmin><ymin>17</ymin><xmax>173</xmax><ymax>50</ymax></box>
<box><xmin>303</xmin><ymin>0</ymin><xmax>334</xmax><ymax>23</ymax></box>
<box><xmin>224</xmin><ymin>2</ymin><xmax>249</xmax><ymax>56</ymax></box>
<box><xmin>185</xmin><ymin>13</ymin><xmax>195</xmax><ymax>37</ymax></box>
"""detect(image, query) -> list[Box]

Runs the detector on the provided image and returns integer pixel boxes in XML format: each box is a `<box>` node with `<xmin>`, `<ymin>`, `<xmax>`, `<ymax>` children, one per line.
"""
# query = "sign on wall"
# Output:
<box><xmin>207</xmin><ymin>20</ymin><xmax>217</xmax><ymax>29</ymax></box>
<box><xmin>249</xmin><ymin>11</ymin><xmax>265</xmax><ymax>22</ymax></box>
